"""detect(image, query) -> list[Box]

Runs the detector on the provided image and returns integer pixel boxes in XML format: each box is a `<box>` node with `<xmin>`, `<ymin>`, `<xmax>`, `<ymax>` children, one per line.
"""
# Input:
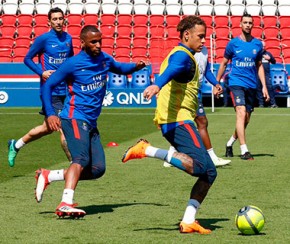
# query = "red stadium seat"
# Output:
<box><xmin>267</xmin><ymin>46</ymin><xmax>281</xmax><ymax>59</ymax></box>
<box><xmin>251</xmin><ymin>26</ymin><xmax>263</xmax><ymax>39</ymax></box>
<box><xmin>279</xmin><ymin>27</ymin><xmax>290</xmax><ymax>40</ymax></box>
<box><xmin>71</xmin><ymin>36</ymin><xmax>81</xmax><ymax>50</ymax></box>
<box><xmin>132</xmin><ymin>36</ymin><xmax>148</xmax><ymax>48</ymax></box>
<box><xmin>102</xmin><ymin>45</ymin><xmax>114</xmax><ymax>55</ymax></box>
<box><xmin>214</xmin><ymin>26</ymin><xmax>230</xmax><ymax>39</ymax></box>
<box><xmin>132</xmin><ymin>15</ymin><xmax>148</xmax><ymax>26</ymax></box>
<box><xmin>281</xmin><ymin>46</ymin><xmax>290</xmax><ymax>59</ymax></box>
<box><xmin>263</xmin><ymin>26</ymin><xmax>279</xmax><ymax>39</ymax></box>
<box><xmin>13</xmin><ymin>46</ymin><xmax>29</xmax><ymax>59</ymax></box>
<box><xmin>17</xmin><ymin>14</ymin><xmax>34</xmax><ymax>26</ymax></box>
<box><xmin>0</xmin><ymin>25</ymin><xmax>16</xmax><ymax>37</ymax></box>
<box><xmin>149</xmin><ymin>25</ymin><xmax>165</xmax><ymax>38</ymax></box>
<box><xmin>0</xmin><ymin>55</ymin><xmax>13</xmax><ymax>62</ymax></box>
<box><xmin>278</xmin><ymin>16</ymin><xmax>288</xmax><ymax>29</ymax></box>
<box><xmin>15</xmin><ymin>37</ymin><xmax>32</xmax><ymax>47</ymax></box>
<box><xmin>132</xmin><ymin>25</ymin><xmax>149</xmax><ymax>37</ymax></box>
<box><xmin>212</xmin><ymin>16</ymin><xmax>228</xmax><ymax>27</ymax></box>
<box><xmin>165</xmin><ymin>37</ymin><xmax>179</xmax><ymax>50</ymax></box>
<box><xmin>34</xmin><ymin>14</ymin><xmax>49</xmax><ymax>26</ymax></box>
<box><xmin>66</xmin><ymin>14</ymin><xmax>83</xmax><ymax>25</ymax></box>
<box><xmin>214</xmin><ymin>46</ymin><xmax>225</xmax><ymax>63</ymax></box>
<box><xmin>261</xmin><ymin>16</ymin><xmax>278</xmax><ymax>28</ymax></box>
<box><xmin>102</xmin><ymin>37</ymin><xmax>115</xmax><ymax>47</ymax></box>
<box><xmin>0</xmin><ymin>37</ymin><xmax>15</xmax><ymax>48</ymax></box>
<box><xmin>83</xmin><ymin>14</ymin><xmax>99</xmax><ymax>25</ymax></box>
<box><xmin>165</xmin><ymin>15</ymin><xmax>181</xmax><ymax>27</ymax></box>
<box><xmin>264</xmin><ymin>38</ymin><xmax>280</xmax><ymax>49</ymax></box>
<box><xmin>114</xmin><ymin>55</ymin><xmax>131</xmax><ymax>62</ymax></box>
<box><xmin>115</xmin><ymin>36</ymin><xmax>132</xmax><ymax>47</ymax></box>
<box><xmin>215</xmin><ymin>37</ymin><xmax>230</xmax><ymax>49</ymax></box>
<box><xmin>280</xmin><ymin>38</ymin><xmax>290</xmax><ymax>48</ymax></box>
<box><xmin>117</xmin><ymin>14</ymin><xmax>133</xmax><ymax>26</ymax></box>
<box><xmin>66</xmin><ymin>24</ymin><xmax>82</xmax><ymax>38</ymax></box>
<box><xmin>149</xmin><ymin>15</ymin><xmax>165</xmax><ymax>27</ymax></box>
<box><xmin>114</xmin><ymin>46</ymin><xmax>131</xmax><ymax>58</ymax></box>
<box><xmin>16</xmin><ymin>25</ymin><xmax>33</xmax><ymax>38</ymax></box>
<box><xmin>149</xmin><ymin>38</ymin><xmax>165</xmax><ymax>49</ymax></box>
<box><xmin>100</xmin><ymin>24</ymin><xmax>116</xmax><ymax>38</ymax></box>
<box><xmin>166</xmin><ymin>26</ymin><xmax>179</xmax><ymax>39</ymax></box>
<box><xmin>131</xmin><ymin>46</ymin><xmax>148</xmax><ymax>58</ymax></box>
<box><xmin>1</xmin><ymin>14</ymin><xmax>17</xmax><ymax>26</ymax></box>
<box><xmin>32</xmin><ymin>25</ymin><xmax>50</xmax><ymax>38</ymax></box>
<box><xmin>116</xmin><ymin>24</ymin><xmax>132</xmax><ymax>38</ymax></box>
<box><xmin>99</xmin><ymin>14</ymin><xmax>116</xmax><ymax>25</ymax></box>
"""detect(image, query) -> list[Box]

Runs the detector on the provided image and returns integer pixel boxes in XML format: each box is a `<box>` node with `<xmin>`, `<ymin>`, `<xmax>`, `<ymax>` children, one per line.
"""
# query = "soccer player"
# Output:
<box><xmin>7</xmin><ymin>7</ymin><xmax>74</xmax><ymax>167</ymax></box>
<box><xmin>164</xmin><ymin>45</ymin><xmax>231</xmax><ymax>168</ymax></box>
<box><xmin>37</xmin><ymin>25</ymin><xmax>146</xmax><ymax>217</ymax></box>
<box><xmin>216</xmin><ymin>13</ymin><xmax>270</xmax><ymax>160</ymax></box>
<box><xmin>256</xmin><ymin>41</ymin><xmax>277</xmax><ymax>108</ymax></box>
<box><xmin>122</xmin><ymin>16</ymin><xmax>216</xmax><ymax>234</ymax></box>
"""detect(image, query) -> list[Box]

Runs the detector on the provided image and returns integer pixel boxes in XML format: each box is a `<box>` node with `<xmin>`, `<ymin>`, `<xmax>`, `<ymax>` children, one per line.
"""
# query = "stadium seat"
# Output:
<box><xmin>165</xmin><ymin>37</ymin><xmax>179</xmax><ymax>49</ymax></box>
<box><xmin>149</xmin><ymin>25</ymin><xmax>165</xmax><ymax>38</ymax></box>
<box><xmin>279</xmin><ymin>27</ymin><xmax>290</xmax><ymax>40</ymax></box>
<box><xmin>107</xmin><ymin>72</ymin><xmax>128</xmax><ymax>89</ymax></box>
<box><xmin>166</xmin><ymin>3</ymin><xmax>182</xmax><ymax>15</ymax></box>
<box><xmin>71</xmin><ymin>36</ymin><xmax>81</xmax><ymax>50</ymax></box>
<box><xmin>133</xmin><ymin>3</ymin><xmax>150</xmax><ymax>15</ymax></box>
<box><xmin>32</xmin><ymin>25</ymin><xmax>50</xmax><ymax>38</ymax></box>
<box><xmin>132</xmin><ymin>15</ymin><xmax>148</xmax><ymax>26</ymax></box>
<box><xmin>52</xmin><ymin>2</ymin><xmax>68</xmax><ymax>14</ymax></box>
<box><xmin>280</xmin><ymin>38</ymin><xmax>290</xmax><ymax>48</ymax></box>
<box><xmin>277</xmin><ymin>4</ymin><xmax>290</xmax><ymax>16</ymax></box>
<box><xmin>281</xmin><ymin>46</ymin><xmax>290</xmax><ymax>58</ymax></box>
<box><xmin>2</xmin><ymin>2</ymin><xmax>18</xmax><ymax>14</ymax></box>
<box><xmin>267</xmin><ymin>46</ymin><xmax>281</xmax><ymax>59</ymax></box>
<box><xmin>261</xmin><ymin>16</ymin><xmax>278</xmax><ymax>28</ymax></box>
<box><xmin>0</xmin><ymin>26</ymin><xmax>17</xmax><ymax>38</ymax></box>
<box><xmin>271</xmin><ymin>70</ymin><xmax>288</xmax><ymax>94</ymax></box>
<box><xmin>149</xmin><ymin>46</ymin><xmax>164</xmax><ymax>59</ymax></box>
<box><xmin>1</xmin><ymin>14</ymin><xmax>17</xmax><ymax>26</ymax></box>
<box><xmin>214</xmin><ymin>47</ymin><xmax>225</xmax><ymax>63</ymax></box>
<box><xmin>198</xmin><ymin>4</ymin><xmax>214</xmax><ymax>16</ymax></box>
<box><xmin>115</xmin><ymin>36</ymin><xmax>132</xmax><ymax>47</ymax></box>
<box><xmin>84</xmin><ymin>2</ymin><xmax>101</xmax><ymax>14</ymax></box>
<box><xmin>181</xmin><ymin>3</ymin><xmax>198</xmax><ymax>15</ymax></box>
<box><xmin>114</xmin><ymin>46</ymin><xmax>131</xmax><ymax>58</ymax></box>
<box><xmin>149</xmin><ymin>15</ymin><xmax>165</xmax><ymax>27</ymax></box>
<box><xmin>100</xmin><ymin>24</ymin><xmax>116</xmax><ymax>38</ymax></box>
<box><xmin>115</xmin><ymin>55</ymin><xmax>131</xmax><ymax>63</ymax></box>
<box><xmin>263</xmin><ymin>26</ymin><xmax>279</xmax><ymax>39</ymax></box>
<box><xmin>101</xmin><ymin>2</ymin><xmax>117</xmax><ymax>14</ymax></box>
<box><xmin>116</xmin><ymin>24</ymin><xmax>132</xmax><ymax>38</ymax></box>
<box><xmin>131</xmin><ymin>55</ymin><xmax>148</xmax><ymax>63</ymax></box>
<box><xmin>132</xmin><ymin>36</ymin><xmax>148</xmax><ymax>48</ymax></box>
<box><xmin>214</xmin><ymin>4</ymin><xmax>230</xmax><ymax>16</ymax></box>
<box><xmin>34</xmin><ymin>14</ymin><xmax>49</xmax><ymax>26</ymax></box>
<box><xmin>133</xmin><ymin>0</ymin><xmax>148</xmax><ymax>3</ymax></box>
<box><xmin>245</xmin><ymin>4</ymin><xmax>261</xmax><ymax>16</ymax></box>
<box><xmin>230</xmin><ymin>4</ymin><xmax>246</xmax><ymax>16</ymax></box>
<box><xmin>215</xmin><ymin>37</ymin><xmax>229</xmax><ymax>49</ymax></box>
<box><xmin>67</xmin><ymin>2</ymin><xmax>84</xmax><ymax>14</ymax></box>
<box><xmin>117</xmin><ymin>14</ymin><xmax>133</xmax><ymax>26</ymax></box>
<box><xmin>166</xmin><ymin>26</ymin><xmax>179</xmax><ymax>39</ymax></box>
<box><xmin>251</xmin><ymin>26</ymin><xmax>263</xmax><ymax>39</ymax></box>
<box><xmin>83</xmin><ymin>14</ymin><xmax>99</xmax><ymax>25</ymax></box>
<box><xmin>13</xmin><ymin>46</ymin><xmax>29</xmax><ymax>57</ymax></box>
<box><xmin>0</xmin><ymin>54</ymin><xmax>13</xmax><ymax>62</ymax></box>
<box><xmin>214</xmin><ymin>0</ymin><xmax>229</xmax><ymax>4</ymax></box>
<box><xmin>277</xmin><ymin>16</ymin><xmax>288</xmax><ymax>28</ymax></box>
<box><xmin>131</xmin><ymin>46</ymin><xmax>148</xmax><ymax>58</ymax></box>
<box><xmin>264</xmin><ymin>38</ymin><xmax>280</xmax><ymax>49</ymax></box>
<box><xmin>149</xmin><ymin>3</ymin><xmax>165</xmax><ymax>15</ymax></box>
<box><xmin>214</xmin><ymin>26</ymin><xmax>230</xmax><ymax>39</ymax></box>
<box><xmin>102</xmin><ymin>37</ymin><xmax>115</xmax><ymax>47</ymax></box>
<box><xmin>229</xmin><ymin>16</ymin><xmax>242</xmax><ymax>28</ymax></box>
<box><xmin>118</xmin><ymin>3</ymin><xmax>134</xmax><ymax>14</ymax></box>
<box><xmin>17</xmin><ymin>14</ymin><xmax>34</xmax><ymax>26</ymax></box>
<box><xmin>66</xmin><ymin>14</ymin><xmax>83</xmax><ymax>25</ymax></box>
<box><xmin>66</xmin><ymin>24</ymin><xmax>82</xmax><ymax>37</ymax></box>
<box><xmin>149</xmin><ymin>38</ymin><xmax>165</xmax><ymax>49</ymax></box>
<box><xmin>131</xmin><ymin>68</ymin><xmax>151</xmax><ymax>88</ymax></box>
<box><xmin>16</xmin><ymin>25</ymin><xmax>33</xmax><ymax>39</ymax></box>
<box><xmin>0</xmin><ymin>37</ymin><xmax>15</xmax><ymax>48</ymax></box>
<box><xmin>102</xmin><ymin>45</ymin><xmax>114</xmax><ymax>55</ymax></box>
<box><xmin>35</xmin><ymin>3</ymin><xmax>52</xmax><ymax>15</ymax></box>
<box><xmin>132</xmin><ymin>25</ymin><xmax>149</xmax><ymax>38</ymax></box>
<box><xmin>261</xmin><ymin>4</ymin><xmax>278</xmax><ymax>16</ymax></box>
<box><xmin>165</xmin><ymin>15</ymin><xmax>181</xmax><ymax>27</ymax></box>
<box><xmin>212</xmin><ymin>16</ymin><xmax>227</xmax><ymax>27</ymax></box>
<box><xmin>206</xmin><ymin>26</ymin><xmax>214</xmax><ymax>39</ymax></box>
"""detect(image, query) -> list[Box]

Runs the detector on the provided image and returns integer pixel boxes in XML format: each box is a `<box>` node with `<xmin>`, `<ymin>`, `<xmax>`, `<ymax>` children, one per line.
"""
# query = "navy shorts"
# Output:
<box><xmin>196</xmin><ymin>98</ymin><xmax>206</xmax><ymax>117</ymax></box>
<box><xmin>61</xmin><ymin>118</ymin><xmax>106</xmax><ymax>179</ymax></box>
<box><xmin>163</xmin><ymin>122</ymin><xmax>217</xmax><ymax>184</ymax></box>
<box><xmin>229</xmin><ymin>86</ymin><xmax>256</xmax><ymax>113</ymax></box>
<box><xmin>39</xmin><ymin>95</ymin><xmax>66</xmax><ymax>116</ymax></box>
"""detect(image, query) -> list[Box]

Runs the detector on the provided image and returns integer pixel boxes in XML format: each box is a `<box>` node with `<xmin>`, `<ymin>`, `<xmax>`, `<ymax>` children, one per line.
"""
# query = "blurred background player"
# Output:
<box><xmin>122</xmin><ymin>16</ymin><xmax>216</xmax><ymax>234</ymax></box>
<box><xmin>216</xmin><ymin>13</ymin><xmax>269</xmax><ymax>160</ymax></box>
<box><xmin>37</xmin><ymin>25</ymin><xmax>146</xmax><ymax>217</ymax></box>
<box><xmin>164</xmin><ymin>45</ymin><xmax>231</xmax><ymax>168</ymax></box>
<box><xmin>256</xmin><ymin>41</ymin><xmax>277</xmax><ymax>108</ymax></box>
<box><xmin>7</xmin><ymin>7</ymin><xmax>74</xmax><ymax>167</ymax></box>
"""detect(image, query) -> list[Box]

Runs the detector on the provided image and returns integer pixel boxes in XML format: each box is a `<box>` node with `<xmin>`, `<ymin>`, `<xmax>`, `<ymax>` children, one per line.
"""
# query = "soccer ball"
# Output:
<box><xmin>235</xmin><ymin>205</ymin><xmax>265</xmax><ymax>235</ymax></box>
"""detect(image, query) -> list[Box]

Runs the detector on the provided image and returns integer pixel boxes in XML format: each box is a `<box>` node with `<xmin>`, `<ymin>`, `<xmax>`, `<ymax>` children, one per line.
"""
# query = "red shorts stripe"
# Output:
<box><xmin>230</xmin><ymin>91</ymin><xmax>236</xmax><ymax>107</ymax></box>
<box><xmin>184</xmin><ymin>123</ymin><xmax>201</xmax><ymax>148</ymax></box>
<box><xmin>72</xmin><ymin>119</ymin><xmax>80</xmax><ymax>139</ymax></box>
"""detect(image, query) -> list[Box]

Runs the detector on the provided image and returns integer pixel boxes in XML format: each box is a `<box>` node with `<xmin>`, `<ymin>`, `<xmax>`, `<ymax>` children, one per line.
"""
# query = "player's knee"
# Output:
<box><xmin>91</xmin><ymin>164</ymin><xmax>106</xmax><ymax>179</ymax></box>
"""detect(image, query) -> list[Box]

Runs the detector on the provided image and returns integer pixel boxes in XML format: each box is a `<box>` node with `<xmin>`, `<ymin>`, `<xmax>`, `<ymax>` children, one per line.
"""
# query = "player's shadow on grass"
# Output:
<box><xmin>133</xmin><ymin>218</ymin><xmax>229</xmax><ymax>232</ymax></box>
<box><xmin>251</xmin><ymin>153</ymin><xmax>274</xmax><ymax>158</ymax></box>
<box><xmin>82</xmin><ymin>202</ymin><xmax>166</xmax><ymax>215</ymax></box>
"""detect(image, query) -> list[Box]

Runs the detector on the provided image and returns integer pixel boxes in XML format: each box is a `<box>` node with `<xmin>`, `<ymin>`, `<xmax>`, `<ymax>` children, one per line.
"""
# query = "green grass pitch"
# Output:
<box><xmin>0</xmin><ymin>107</ymin><xmax>289</xmax><ymax>243</ymax></box>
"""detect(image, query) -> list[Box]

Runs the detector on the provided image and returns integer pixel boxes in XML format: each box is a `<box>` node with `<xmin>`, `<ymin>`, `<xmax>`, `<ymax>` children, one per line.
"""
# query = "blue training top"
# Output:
<box><xmin>41</xmin><ymin>50</ymin><xmax>137</xmax><ymax>128</ymax></box>
<box><xmin>24</xmin><ymin>29</ymin><xmax>74</xmax><ymax>96</ymax></box>
<box><xmin>224</xmin><ymin>37</ymin><xmax>263</xmax><ymax>89</ymax></box>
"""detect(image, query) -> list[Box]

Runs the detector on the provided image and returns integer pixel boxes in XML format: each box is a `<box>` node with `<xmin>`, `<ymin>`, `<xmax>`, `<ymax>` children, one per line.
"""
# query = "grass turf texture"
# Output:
<box><xmin>0</xmin><ymin>107</ymin><xmax>289</xmax><ymax>243</ymax></box>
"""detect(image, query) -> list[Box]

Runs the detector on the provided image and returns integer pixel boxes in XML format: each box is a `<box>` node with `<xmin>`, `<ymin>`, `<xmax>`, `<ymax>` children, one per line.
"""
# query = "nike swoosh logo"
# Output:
<box><xmin>52</xmin><ymin>45</ymin><xmax>58</xmax><ymax>47</ymax></box>
<box><xmin>236</xmin><ymin>50</ymin><xmax>242</xmax><ymax>53</ymax></box>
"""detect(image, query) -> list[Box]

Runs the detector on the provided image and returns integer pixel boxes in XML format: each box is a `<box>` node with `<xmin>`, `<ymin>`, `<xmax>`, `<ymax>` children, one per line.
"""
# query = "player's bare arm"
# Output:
<box><xmin>143</xmin><ymin>85</ymin><xmax>160</xmax><ymax>100</ymax></box>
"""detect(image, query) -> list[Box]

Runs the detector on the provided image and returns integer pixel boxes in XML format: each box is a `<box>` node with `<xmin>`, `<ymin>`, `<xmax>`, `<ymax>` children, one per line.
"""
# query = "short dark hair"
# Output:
<box><xmin>48</xmin><ymin>7</ymin><xmax>64</xmax><ymax>20</ymax></box>
<box><xmin>177</xmin><ymin>15</ymin><xmax>206</xmax><ymax>39</ymax></box>
<box><xmin>80</xmin><ymin>25</ymin><xmax>100</xmax><ymax>39</ymax></box>
<box><xmin>241</xmin><ymin>13</ymin><xmax>253</xmax><ymax>21</ymax></box>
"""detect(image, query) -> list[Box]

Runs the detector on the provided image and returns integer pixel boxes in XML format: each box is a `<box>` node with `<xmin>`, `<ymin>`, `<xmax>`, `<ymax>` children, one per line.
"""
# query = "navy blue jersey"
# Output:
<box><xmin>24</xmin><ymin>29</ymin><xmax>74</xmax><ymax>96</ymax></box>
<box><xmin>224</xmin><ymin>37</ymin><xmax>263</xmax><ymax>89</ymax></box>
<box><xmin>42</xmin><ymin>50</ymin><xmax>137</xmax><ymax>127</ymax></box>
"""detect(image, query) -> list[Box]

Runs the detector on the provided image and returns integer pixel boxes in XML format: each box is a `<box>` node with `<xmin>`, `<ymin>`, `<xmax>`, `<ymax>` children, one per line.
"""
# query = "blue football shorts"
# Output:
<box><xmin>61</xmin><ymin>118</ymin><xmax>106</xmax><ymax>179</ymax></box>
<box><xmin>163</xmin><ymin>122</ymin><xmax>217</xmax><ymax>184</ymax></box>
<box><xmin>229</xmin><ymin>86</ymin><xmax>256</xmax><ymax>113</ymax></box>
<box><xmin>39</xmin><ymin>95</ymin><xmax>66</xmax><ymax>116</ymax></box>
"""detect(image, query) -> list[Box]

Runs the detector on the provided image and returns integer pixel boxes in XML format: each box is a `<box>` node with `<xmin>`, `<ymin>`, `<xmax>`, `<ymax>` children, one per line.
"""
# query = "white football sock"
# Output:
<box><xmin>15</xmin><ymin>138</ymin><xmax>25</xmax><ymax>150</ymax></box>
<box><xmin>48</xmin><ymin>169</ymin><xmax>64</xmax><ymax>183</ymax></box>
<box><xmin>227</xmin><ymin>136</ymin><xmax>237</xmax><ymax>147</ymax></box>
<box><xmin>240</xmin><ymin>144</ymin><xmax>249</xmax><ymax>155</ymax></box>
<box><xmin>61</xmin><ymin>189</ymin><xmax>74</xmax><ymax>205</ymax></box>
<box><xmin>145</xmin><ymin>145</ymin><xmax>158</xmax><ymax>157</ymax></box>
<box><xmin>207</xmin><ymin>148</ymin><xmax>218</xmax><ymax>161</ymax></box>
<box><xmin>182</xmin><ymin>199</ymin><xmax>200</xmax><ymax>224</ymax></box>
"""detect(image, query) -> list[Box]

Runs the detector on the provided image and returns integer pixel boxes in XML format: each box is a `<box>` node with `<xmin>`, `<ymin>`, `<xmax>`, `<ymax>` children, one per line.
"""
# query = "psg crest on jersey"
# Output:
<box><xmin>253</xmin><ymin>49</ymin><xmax>257</xmax><ymax>54</ymax></box>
